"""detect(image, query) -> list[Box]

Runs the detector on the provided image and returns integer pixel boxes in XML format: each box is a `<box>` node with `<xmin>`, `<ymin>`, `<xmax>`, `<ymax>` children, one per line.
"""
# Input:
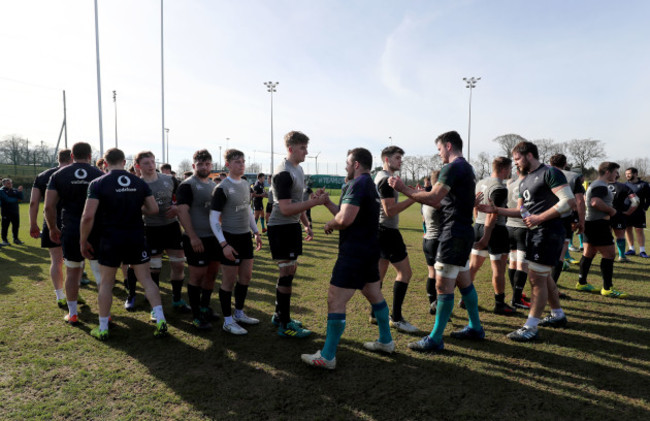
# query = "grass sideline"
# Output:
<box><xmin>1</xmin><ymin>200</ymin><xmax>649</xmax><ymax>420</ymax></box>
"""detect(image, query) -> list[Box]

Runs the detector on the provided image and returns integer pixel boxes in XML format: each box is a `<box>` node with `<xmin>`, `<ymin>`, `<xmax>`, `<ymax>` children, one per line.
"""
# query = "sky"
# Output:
<box><xmin>1</xmin><ymin>0</ymin><xmax>649</xmax><ymax>175</ymax></box>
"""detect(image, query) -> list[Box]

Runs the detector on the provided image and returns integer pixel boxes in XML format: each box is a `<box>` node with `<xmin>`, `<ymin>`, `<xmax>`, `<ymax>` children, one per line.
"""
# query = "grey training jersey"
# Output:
<box><xmin>475</xmin><ymin>176</ymin><xmax>508</xmax><ymax>226</ymax></box>
<box><xmin>375</xmin><ymin>170</ymin><xmax>399</xmax><ymax>229</ymax></box>
<box><xmin>144</xmin><ymin>173</ymin><xmax>177</xmax><ymax>227</ymax></box>
<box><xmin>423</xmin><ymin>204</ymin><xmax>441</xmax><ymax>240</ymax></box>
<box><xmin>268</xmin><ymin>159</ymin><xmax>306</xmax><ymax>226</ymax></box>
<box><xmin>586</xmin><ymin>179</ymin><xmax>613</xmax><ymax>221</ymax></box>
<box><xmin>211</xmin><ymin>177</ymin><xmax>252</xmax><ymax>234</ymax></box>
<box><xmin>176</xmin><ymin>175</ymin><xmax>217</xmax><ymax>238</ymax></box>
<box><xmin>506</xmin><ymin>177</ymin><xmax>527</xmax><ymax>228</ymax></box>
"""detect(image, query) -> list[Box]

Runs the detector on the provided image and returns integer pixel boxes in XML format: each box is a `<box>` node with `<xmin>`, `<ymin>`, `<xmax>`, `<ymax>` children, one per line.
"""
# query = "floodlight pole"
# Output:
<box><xmin>264</xmin><ymin>81</ymin><xmax>279</xmax><ymax>174</ymax></box>
<box><xmin>113</xmin><ymin>90</ymin><xmax>118</xmax><ymax>148</ymax></box>
<box><xmin>161</xmin><ymin>0</ymin><xmax>166</xmax><ymax>165</ymax></box>
<box><xmin>463</xmin><ymin>76</ymin><xmax>481</xmax><ymax>161</ymax></box>
<box><xmin>94</xmin><ymin>0</ymin><xmax>104</xmax><ymax>156</ymax></box>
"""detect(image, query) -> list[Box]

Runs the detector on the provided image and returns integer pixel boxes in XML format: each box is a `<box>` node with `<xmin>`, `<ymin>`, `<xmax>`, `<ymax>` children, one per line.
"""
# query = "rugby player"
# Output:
<box><xmin>373</xmin><ymin>146</ymin><xmax>418</xmax><ymax>333</ymax></box>
<box><xmin>0</xmin><ymin>178</ymin><xmax>24</xmax><ymax>245</ymax></box>
<box><xmin>45</xmin><ymin>142</ymin><xmax>104</xmax><ymax>326</ymax></box>
<box><xmin>29</xmin><ymin>149</ymin><xmax>72</xmax><ymax>307</ymax></box>
<box><xmin>390</xmin><ymin>131</ymin><xmax>484</xmax><ymax>351</ymax></box>
<box><xmin>624</xmin><ymin>167</ymin><xmax>650</xmax><ymax>257</ymax></box>
<box><xmin>608</xmin><ymin>173</ymin><xmax>639</xmax><ymax>262</ymax></box>
<box><xmin>80</xmin><ymin>148</ymin><xmax>168</xmax><ymax>340</ymax></box>
<box><xmin>267</xmin><ymin>131</ymin><xmax>328</xmax><ymax>338</ymax></box>
<box><xmin>209</xmin><ymin>149</ymin><xmax>263</xmax><ymax>335</ymax></box>
<box><xmin>251</xmin><ymin>173</ymin><xmax>268</xmax><ymax>233</ymax></box>
<box><xmin>422</xmin><ymin>171</ymin><xmax>441</xmax><ymax>314</ymax></box>
<box><xmin>301</xmin><ymin>148</ymin><xmax>394</xmax><ymax>369</ymax></box>
<box><xmin>506</xmin><ymin>167</ymin><xmax>531</xmax><ymax>309</ymax></box>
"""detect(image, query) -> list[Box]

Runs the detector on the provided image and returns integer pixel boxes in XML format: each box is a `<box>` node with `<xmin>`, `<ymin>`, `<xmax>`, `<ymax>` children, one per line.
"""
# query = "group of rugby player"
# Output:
<box><xmin>28</xmin><ymin>129</ymin><xmax>648</xmax><ymax>369</ymax></box>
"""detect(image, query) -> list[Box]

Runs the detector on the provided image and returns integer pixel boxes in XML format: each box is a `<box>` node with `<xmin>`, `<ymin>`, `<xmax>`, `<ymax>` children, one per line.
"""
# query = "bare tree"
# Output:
<box><xmin>400</xmin><ymin>156</ymin><xmax>418</xmax><ymax>184</ymax></box>
<box><xmin>177</xmin><ymin>159</ymin><xmax>192</xmax><ymax>174</ymax></box>
<box><xmin>533</xmin><ymin>139</ymin><xmax>565</xmax><ymax>164</ymax></box>
<box><xmin>492</xmin><ymin>134</ymin><xmax>527</xmax><ymax>158</ymax></box>
<box><xmin>565</xmin><ymin>139</ymin><xmax>605</xmax><ymax>173</ymax></box>
<box><xmin>472</xmin><ymin>151</ymin><xmax>492</xmax><ymax>179</ymax></box>
<box><xmin>0</xmin><ymin>135</ymin><xmax>28</xmax><ymax>167</ymax></box>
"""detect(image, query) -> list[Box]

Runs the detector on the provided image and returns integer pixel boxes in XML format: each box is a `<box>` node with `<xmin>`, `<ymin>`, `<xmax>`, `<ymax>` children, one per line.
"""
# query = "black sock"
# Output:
<box><xmin>234</xmin><ymin>283</ymin><xmax>249</xmax><ymax>310</ymax></box>
<box><xmin>187</xmin><ymin>284</ymin><xmax>202</xmax><ymax>319</ymax></box>
<box><xmin>276</xmin><ymin>290</ymin><xmax>291</xmax><ymax>324</ymax></box>
<box><xmin>200</xmin><ymin>288</ymin><xmax>213</xmax><ymax>309</ymax></box>
<box><xmin>126</xmin><ymin>267</ymin><xmax>137</xmax><ymax>298</ymax></box>
<box><xmin>171</xmin><ymin>279</ymin><xmax>184</xmax><ymax>302</ymax></box>
<box><xmin>508</xmin><ymin>268</ymin><xmax>516</xmax><ymax>290</ymax></box>
<box><xmin>601</xmin><ymin>258</ymin><xmax>614</xmax><ymax>290</ymax></box>
<box><xmin>513</xmin><ymin>270</ymin><xmax>528</xmax><ymax>302</ymax></box>
<box><xmin>426</xmin><ymin>277</ymin><xmax>437</xmax><ymax>304</ymax></box>
<box><xmin>578</xmin><ymin>256</ymin><xmax>593</xmax><ymax>285</ymax></box>
<box><xmin>151</xmin><ymin>271</ymin><xmax>160</xmax><ymax>288</ymax></box>
<box><xmin>218</xmin><ymin>288</ymin><xmax>232</xmax><ymax>317</ymax></box>
<box><xmin>552</xmin><ymin>261</ymin><xmax>563</xmax><ymax>284</ymax></box>
<box><xmin>495</xmin><ymin>293</ymin><xmax>505</xmax><ymax>305</ymax></box>
<box><xmin>392</xmin><ymin>281</ymin><xmax>408</xmax><ymax>321</ymax></box>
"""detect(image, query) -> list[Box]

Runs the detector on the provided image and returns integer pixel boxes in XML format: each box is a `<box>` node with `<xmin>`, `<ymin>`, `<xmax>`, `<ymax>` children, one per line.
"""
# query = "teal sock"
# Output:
<box><xmin>429</xmin><ymin>293</ymin><xmax>454</xmax><ymax>343</ymax></box>
<box><xmin>261</xmin><ymin>217</ymin><xmax>266</xmax><ymax>229</ymax></box>
<box><xmin>422</xmin><ymin>222</ymin><xmax>426</xmax><ymax>233</ymax></box>
<box><xmin>565</xmin><ymin>248</ymin><xmax>571</xmax><ymax>260</ymax></box>
<box><xmin>616</xmin><ymin>238</ymin><xmax>626</xmax><ymax>258</ymax></box>
<box><xmin>578</xmin><ymin>234</ymin><xmax>584</xmax><ymax>248</ymax></box>
<box><xmin>371</xmin><ymin>300</ymin><xmax>392</xmax><ymax>344</ymax></box>
<box><xmin>460</xmin><ymin>284</ymin><xmax>482</xmax><ymax>331</ymax></box>
<box><xmin>321</xmin><ymin>314</ymin><xmax>346</xmax><ymax>360</ymax></box>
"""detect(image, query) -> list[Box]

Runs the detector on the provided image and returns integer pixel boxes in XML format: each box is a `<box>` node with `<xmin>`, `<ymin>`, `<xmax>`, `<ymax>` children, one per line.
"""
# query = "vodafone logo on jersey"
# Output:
<box><xmin>74</xmin><ymin>169</ymin><xmax>88</xmax><ymax>179</ymax></box>
<box><xmin>118</xmin><ymin>175</ymin><xmax>131</xmax><ymax>187</ymax></box>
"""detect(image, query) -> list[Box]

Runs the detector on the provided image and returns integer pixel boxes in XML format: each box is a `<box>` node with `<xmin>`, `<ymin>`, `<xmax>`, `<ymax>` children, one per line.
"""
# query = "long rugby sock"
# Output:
<box><xmin>422</xmin><ymin>222</ymin><xmax>426</xmax><ymax>233</ymax></box>
<box><xmin>187</xmin><ymin>284</ymin><xmax>202</xmax><ymax>320</ymax></box>
<box><xmin>552</xmin><ymin>261</ymin><xmax>564</xmax><ymax>284</ymax></box>
<box><xmin>218</xmin><ymin>288</ymin><xmax>232</xmax><ymax>317</ymax></box>
<box><xmin>578</xmin><ymin>234</ymin><xmax>584</xmax><ymax>249</ymax></box>
<box><xmin>508</xmin><ymin>268</ymin><xmax>516</xmax><ymax>290</ymax></box>
<box><xmin>460</xmin><ymin>284</ymin><xmax>482</xmax><ymax>331</ymax></box>
<box><xmin>234</xmin><ymin>283</ymin><xmax>248</xmax><ymax>310</ymax></box>
<box><xmin>171</xmin><ymin>279</ymin><xmax>184</xmax><ymax>302</ymax></box>
<box><xmin>513</xmin><ymin>270</ymin><xmax>528</xmax><ymax>302</ymax></box>
<box><xmin>200</xmin><ymin>288</ymin><xmax>213</xmax><ymax>309</ymax></box>
<box><xmin>371</xmin><ymin>300</ymin><xmax>392</xmax><ymax>344</ymax></box>
<box><xmin>321</xmin><ymin>313</ymin><xmax>346</xmax><ymax>360</ymax></box>
<box><xmin>565</xmin><ymin>248</ymin><xmax>571</xmax><ymax>260</ymax></box>
<box><xmin>151</xmin><ymin>272</ymin><xmax>160</xmax><ymax>288</ymax></box>
<box><xmin>494</xmin><ymin>293</ymin><xmax>505</xmax><ymax>305</ymax></box>
<box><xmin>578</xmin><ymin>256</ymin><xmax>593</xmax><ymax>285</ymax></box>
<box><xmin>601</xmin><ymin>258</ymin><xmax>614</xmax><ymax>290</ymax></box>
<box><xmin>616</xmin><ymin>239</ymin><xmax>627</xmax><ymax>258</ymax></box>
<box><xmin>152</xmin><ymin>305</ymin><xmax>166</xmax><ymax>322</ymax></box>
<box><xmin>260</xmin><ymin>217</ymin><xmax>266</xmax><ymax>229</ymax></box>
<box><xmin>429</xmin><ymin>293</ymin><xmax>454</xmax><ymax>343</ymax></box>
<box><xmin>276</xmin><ymin>290</ymin><xmax>292</xmax><ymax>324</ymax></box>
<box><xmin>426</xmin><ymin>277</ymin><xmax>437</xmax><ymax>304</ymax></box>
<box><xmin>126</xmin><ymin>268</ymin><xmax>137</xmax><ymax>298</ymax></box>
<box><xmin>392</xmin><ymin>281</ymin><xmax>408</xmax><ymax>321</ymax></box>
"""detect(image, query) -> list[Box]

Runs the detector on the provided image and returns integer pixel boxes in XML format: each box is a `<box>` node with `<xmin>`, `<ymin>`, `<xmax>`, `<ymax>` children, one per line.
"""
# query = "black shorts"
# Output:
<box><xmin>183</xmin><ymin>235</ymin><xmax>222</xmax><ymax>267</ymax></box>
<box><xmin>145</xmin><ymin>221</ymin><xmax>183</xmax><ymax>255</ymax></box>
<box><xmin>265</xmin><ymin>202</ymin><xmax>273</xmax><ymax>214</ymax></box>
<box><xmin>41</xmin><ymin>223</ymin><xmax>61</xmax><ymax>249</ymax></box>
<box><xmin>378</xmin><ymin>226</ymin><xmax>408</xmax><ymax>263</ymax></box>
<box><xmin>330</xmin><ymin>254</ymin><xmax>380</xmax><ymax>290</ymax></box>
<box><xmin>220</xmin><ymin>232</ymin><xmax>254</xmax><ymax>266</ymax></box>
<box><xmin>422</xmin><ymin>238</ymin><xmax>440</xmax><ymax>266</ymax></box>
<box><xmin>584</xmin><ymin>219</ymin><xmax>614</xmax><ymax>247</ymax></box>
<box><xmin>507</xmin><ymin>226</ymin><xmax>528</xmax><ymax>252</ymax></box>
<box><xmin>525</xmin><ymin>223</ymin><xmax>565</xmax><ymax>267</ymax></box>
<box><xmin>98</xmin><ymin>230</ymin><xmax>151</xmax><ymax>268</ymax></box>
<box><xmin>625</xmin><ymin>209</ymin><xmax>646</xmax><ymax>229</ymax></box>
<box><xmin>268</xmin><ymin>223</ymin><xmax>302</xmax><ymax>260</ymax></box>
<box><xmin>563</xmin><ymin>217</ymin><xmax>574</xmax><ymax>240</ymax></box>
<box><xmin>473</xmin><ymin>224</ymin><xmax>510</xmax><ymax>255</ymax></box>
<box><xmin>610</xmin><ymin>214</ymin><xmax>627</xmax><ymax>231</ymax></box>
<box><xmin>253</xmin><ymin>200</ymin><xmax>264</xmax><ymax>211</ymax></box>
<box><xmin>61</xmin><ymin>229</ymin><xmax>83</xmax><ymax>263</ymax></box>
<box><xmin>437</xmin><ymin>228</ymin><xmax>474</xmax><ymax>266</ymax></box>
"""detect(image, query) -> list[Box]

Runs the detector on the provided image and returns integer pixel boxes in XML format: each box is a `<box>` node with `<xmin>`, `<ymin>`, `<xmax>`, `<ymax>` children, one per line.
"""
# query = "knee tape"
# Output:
<box><xmin>277</xmin><ymin>260</ymin><xmax>297</xmax><ymax>269</ymax></box>
<box><xmin>516</xmin><ymin>250</ymin><xmax>526</xmax><ymax>262</ymax></box>
<box><xmin>168</xmin><ymin>256</ymin><xmax>186</xmax><ymax>263</ymax></box>
<box><xmin>433</xmin><ymin>262</ymin><xmax>460</xmax><ymax>279</ymax></box>
<box><xmin>149</xmin><ymin>257</ymin><xmax>163</xmax><ymax>270</ymax></box>
<box><xmin>528</xmin><ymin>261</ymin><xmax>552</xmax><ymax>275</ymax></box>
<box><xmin>89</xmin><ymin>259</ymin><xmax>102</xmax><ymax>287</ymax></box>
<box><xmin>509</xmin><ymin>251</ymin><xmax>517</xmax><ymax>261</ymax></box>
<box><xmin>277</xmin><ymin>275</ymin><xmax>294</xmax><ymax>288</ymax></box>
<box><xmin>489</xmin><ymin>253</ymin><xmax>503</xmax><ymax>261</ymax></box>
<box><xmin>471</xmin><ymin>249</ymin><xmax>489</xmax><ymax>258</ymax></box>
<box><xmin>64</xmin><ymin>259</ymin><xmax>83</xmax><ymax>268</ymax></box>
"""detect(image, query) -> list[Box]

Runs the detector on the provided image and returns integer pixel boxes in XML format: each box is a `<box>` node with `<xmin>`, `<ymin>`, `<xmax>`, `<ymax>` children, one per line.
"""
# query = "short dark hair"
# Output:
<box><xmin>435</xmin><ymin>131</ymin><xmax>463</xmax><ymax>152</ymax></box>
<box><xmin>257</xmin><ymin>173</ymin><xmax>265</xmax><ymax>180</ymax></box>
<box><xmin>95</xmin><ymin>158</ymin><xmax>105</xmax><ymax>168</ymax></box>
<box><xmin>184</xmin><ymin>170</ymin><xmax>193</xmax><ymax>177</ymax></box>
<box><xmin>512</xmin><ymin>141</ymin><xmax>538</xmax><ymax>160</ymax></box>
<box><xmin>492</xmin><ymin>156</ymin><xmax>512</xmax><ymax>173</ymax></box>
<box><xmin>598</xmin><ymin>161</ymin><xmax>620</xmax><ymax>176</ymax></box>
<box><xmin>193</xmin><ymin>149</ymin><xmax>212</xmax><ymax>163</ymax></box>
<box><xmin>549</xmin><ymin>154</ymin><xmax>567</xmax><ymax>169</ymax></box>
<box><xmin>284</xmin><ymin>131</ymin><xmax>310</xmax><ymax>149</ymax></box>
<box><xmin>626</xmin><ymin>167</ymin><xmax>638</xmax><ymax>175</ymax></box>
<box><xmin>72</xmin><ymin>142</ymin><xmax>92</xmax><ymax>159</ymax></box>
<box><xmin>224</xmin><ymin>149</ymin><xmax>244</xmax><ymax>163</ymax></box>
<box><xmin>381</xmin><ymin>146</ymin><xmax>405</xmax><ymax>159</ymax></box>
<box><xmin>58</xmin><ymin>149</ymin><xmax>72</xmax><ymax>164</ymax></box>
<box><xmin>347</xmin><ymin>147</ymin><xmax>373</xmax><ymax>170</ymax></box>
<box><xmin>135</xmin><ymin>151</ymin><xmax>155</xmax><ymax>164</ymax></box>
<box><xmin>104</xmin><ymin>148</ymin><xmax>125</xmax><ymax>165</ymax></box>
<box><xmin>160</xmin><ymin>163</ymin><xmax>172</xmax><ymax>171</ymax></box>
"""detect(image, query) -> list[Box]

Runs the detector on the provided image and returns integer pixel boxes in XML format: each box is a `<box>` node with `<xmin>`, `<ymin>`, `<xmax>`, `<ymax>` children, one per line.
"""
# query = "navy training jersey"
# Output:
<box><xmin>625</xmin><ymin>179</ymin><xmax>650</xmax><ymax>211</ymax></box>
<box><xmin>338</xmin><ymin>173</ymin><xmax>380</xmax><ymax>259</ymax></box>
<box><xmin>47</xmin><ymin>162</ymin><xmax>104</xmax><ymax>231</ymax></box>
<box><xmin>87</xmin><ymin>169</ymin><xmax>153</xmax><ymax>233</ymax></box>
<box><xmin>608</xmin><ymin>181</ymin><xmax>633</xmax><ymax>213</ymax></box>
<box><xmin>519</xmin><ymin>164</ymin><xmax>567</xmax><ymax>226</ymax></box>
<box><xmin>252</xmin><ymin>180</ymin><xmax>265</xmax><ymax>208</ymax></box>
<box><xmin>33</xmin><ymin>166</ymin><xmax>62</xmax><ymax>227</ymax></box>
<box><xmin>437</xmin><ymin>157</ymin><xmax>476</xmax><ymax>233</ymax></box>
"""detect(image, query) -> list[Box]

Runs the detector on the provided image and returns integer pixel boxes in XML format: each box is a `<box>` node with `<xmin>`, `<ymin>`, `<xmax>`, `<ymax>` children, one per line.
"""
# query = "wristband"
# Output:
<box><xmin>222</xmin><ymin>243</ymin><xmax>229</xmax><ymax>249</ymax></box>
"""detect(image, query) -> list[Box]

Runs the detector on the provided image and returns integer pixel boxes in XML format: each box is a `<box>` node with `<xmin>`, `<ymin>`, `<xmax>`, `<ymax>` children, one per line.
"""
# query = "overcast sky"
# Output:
<box><xmin>1</xmin><ymin>0</ymin><xmax>648</xmax><ymax>175</ymax></box>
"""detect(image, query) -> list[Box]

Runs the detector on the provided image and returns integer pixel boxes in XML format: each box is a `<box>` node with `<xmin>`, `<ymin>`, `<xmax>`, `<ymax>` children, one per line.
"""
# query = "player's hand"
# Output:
<box><xmin>474</xmin><ymin>192</ymin><xmax>485</xmax><ymax>207</ymax></box>
<box><xmin>17</xmin><ymin>186</ymin><xmax>23</xmax><ymax>192</ymax></box>
<box><xmin>164</xmin><ymin>205</ymin><xmax>179</xmax><ymax>219</ymax></box>
<box><xmin>190</xmin><ymin>235</ymin><xmax>204</xmax><ymax>253</ymax></box>
<box><xmin>524</xmin><ymin>214</ymin><xmax>542</xmax><ymax>228</ymax></box>
<box><xmin>304</xmin><ymin>226</ymin><xmax>314</xmax><ymax>241</ymax></box>
<box><xmin>30</xmin><ymin>224</ymin><xmax>41</xmax><ymax>239</ymax></box>
<box><xmin>49</xmin><ymin>227</ymin><xmax>61</xmax><ymax>243</ymax></box>
<box><xmin>388</xmin><ymin>176</ymin><xmax>406</xmax><ymax>192</ymax></box>
<box><xmin>80</xmin><ymin>240</ymin><xmax>94</xmax><ymax>260</ymax></box>
<box><xmin>254</xmin><ymin>233</ymin><xmax>263</xmax><ymax>251</ymax></box>
<box><xmin>474</xmin><ymin>238</ymin><xmax>488</xmax><ymax>250</ymax></box>
<box><xmin>324</xmin><ymin>221</ymin><xmax>334</xmax><ymax>235</ymax></box>
<box><xmin>476</xmin><ymin>201</ymin><xmax>496</xmax><ymax>214</ymax></box>
<box><xmin>223</xmin><ymin>244</ymin><xmax>238</xmax><ymax>261</ymax></box>
<box><xmin>573</xmin><ymin>221</ymin><xmax>584</xmax><ymax>234</ymax></box>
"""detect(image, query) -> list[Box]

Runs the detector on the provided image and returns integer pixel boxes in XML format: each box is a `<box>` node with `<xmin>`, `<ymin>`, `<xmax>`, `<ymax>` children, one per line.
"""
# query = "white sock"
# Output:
<box><xmin>55</xmin><ymin>289</ymin><xmax>65</xmax><ymax>300</ymax></box>
<box><xmin>152</xmin><ymin>305</ymin><xmax>165</xmax><ymax>322</ymax></box>
<box><xmin>67</xmin><ymin>301</ymin><xmax>78</xmax><ymax>316</ymax></box>
<box><xmin>640</xmin><ymin>246</ymin><xmax>646</xmax><ymax>253</ymax></box>
<box><xmin>551</xmin><ymin>308</ymin><xmax>565</xmax><ymax>318</ymax></box>
<box><xmin>524</xmin><ymin>316</ymin><xmax>539</xmax><ymax>328</ymax></box>
<box><xmin>99</xmin><ymin>316</ymin><xmax>110</xmax><ymax>331</ymax></box>
<box><xmin>234</xmin><ymin>309</ymin><xmax>244</xmax><ymax>318</ymax></box>
<box><xmin>90</xmin><ymin>260</ymin><xmax>102</xmax><ymax>287</ymax></box>
<box><xmin>629</xmin><ymin>246</ymin><xmax>635</xmax><ymax>251</ymax></box>
<box><xmin>224</xmin><ymin>316</ymin><xmax>234</xmax><ymax>325</ymax></box>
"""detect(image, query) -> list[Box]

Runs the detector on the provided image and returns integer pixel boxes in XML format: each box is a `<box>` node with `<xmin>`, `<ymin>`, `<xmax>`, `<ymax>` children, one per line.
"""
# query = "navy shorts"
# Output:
<box><xmin>610</xmin><ymin>214</ymin><xmax>626</xmax><ymax>231</ymax></box>
<box><xmin>437</xmin><ymin>228</ymin><xmax>474</xmax><ymax>266</ymax></box>
<box><xmin>220</xmin><ymin>232</ymin><xmax>254</xmax><ymax>266</ymax></box>
<box><xmin>145</xmin><ymin>221</ymin><xmax>183</xmax><ymax>255</ymax></box>
<box><xmin>378</xmin><ymin>226</ymin><xmax>408</xmax><ymax>263</ymax></box>
<box><xmin>422</xmin><ymin>238</ymin><xmax>440</xmax><ymax>266</ymax></box>
<box><xmin>61</xmin><ymin>229</ymin><xmax>83</xmax><ymax>263</ymax></box>
<box><xmin>268</xmin><ymin>223</ymin><xmax>302</xmax><ymax>260</ymax></box>
<box><xmin>525</xmin><ymin>222</ymin><xmax>565</xmax><ymax>267</ymax></box>
<box><xmin>183</xmin><ymin>235</ymin><xmax>222</xmax><ymax>267</ymax></box>
<box><xmin>508</xmin><ymin>226</ymin><xmax>528</xmax><ymax>252</ymax></box>
<box><xmin>41</xmin><ymin>223</ymin><xmax>61</xmax><ymax>249</ymax></box>
<box><xmin>98</xmin><ymin>230</ymin><xmax>150</xmax><ymax>268</ymax></box>
<box><xmin>584</xmin><ymin>219</ymin><xmax>614</xmax><ymax>247</ymax></box>
<box><xmin>473</xmin><ymin>223</ymin><xmax>509</xmax><ymax>255</ymax></box>
<box><xmin>330</xmin><ymin>254</ymin><xmax>380</xmax><ymax>290</ymax></box>
<box><xmin>625</xmin><ymin>210</ymin><xmax>646</xmax><ymax>229</ymax></box>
